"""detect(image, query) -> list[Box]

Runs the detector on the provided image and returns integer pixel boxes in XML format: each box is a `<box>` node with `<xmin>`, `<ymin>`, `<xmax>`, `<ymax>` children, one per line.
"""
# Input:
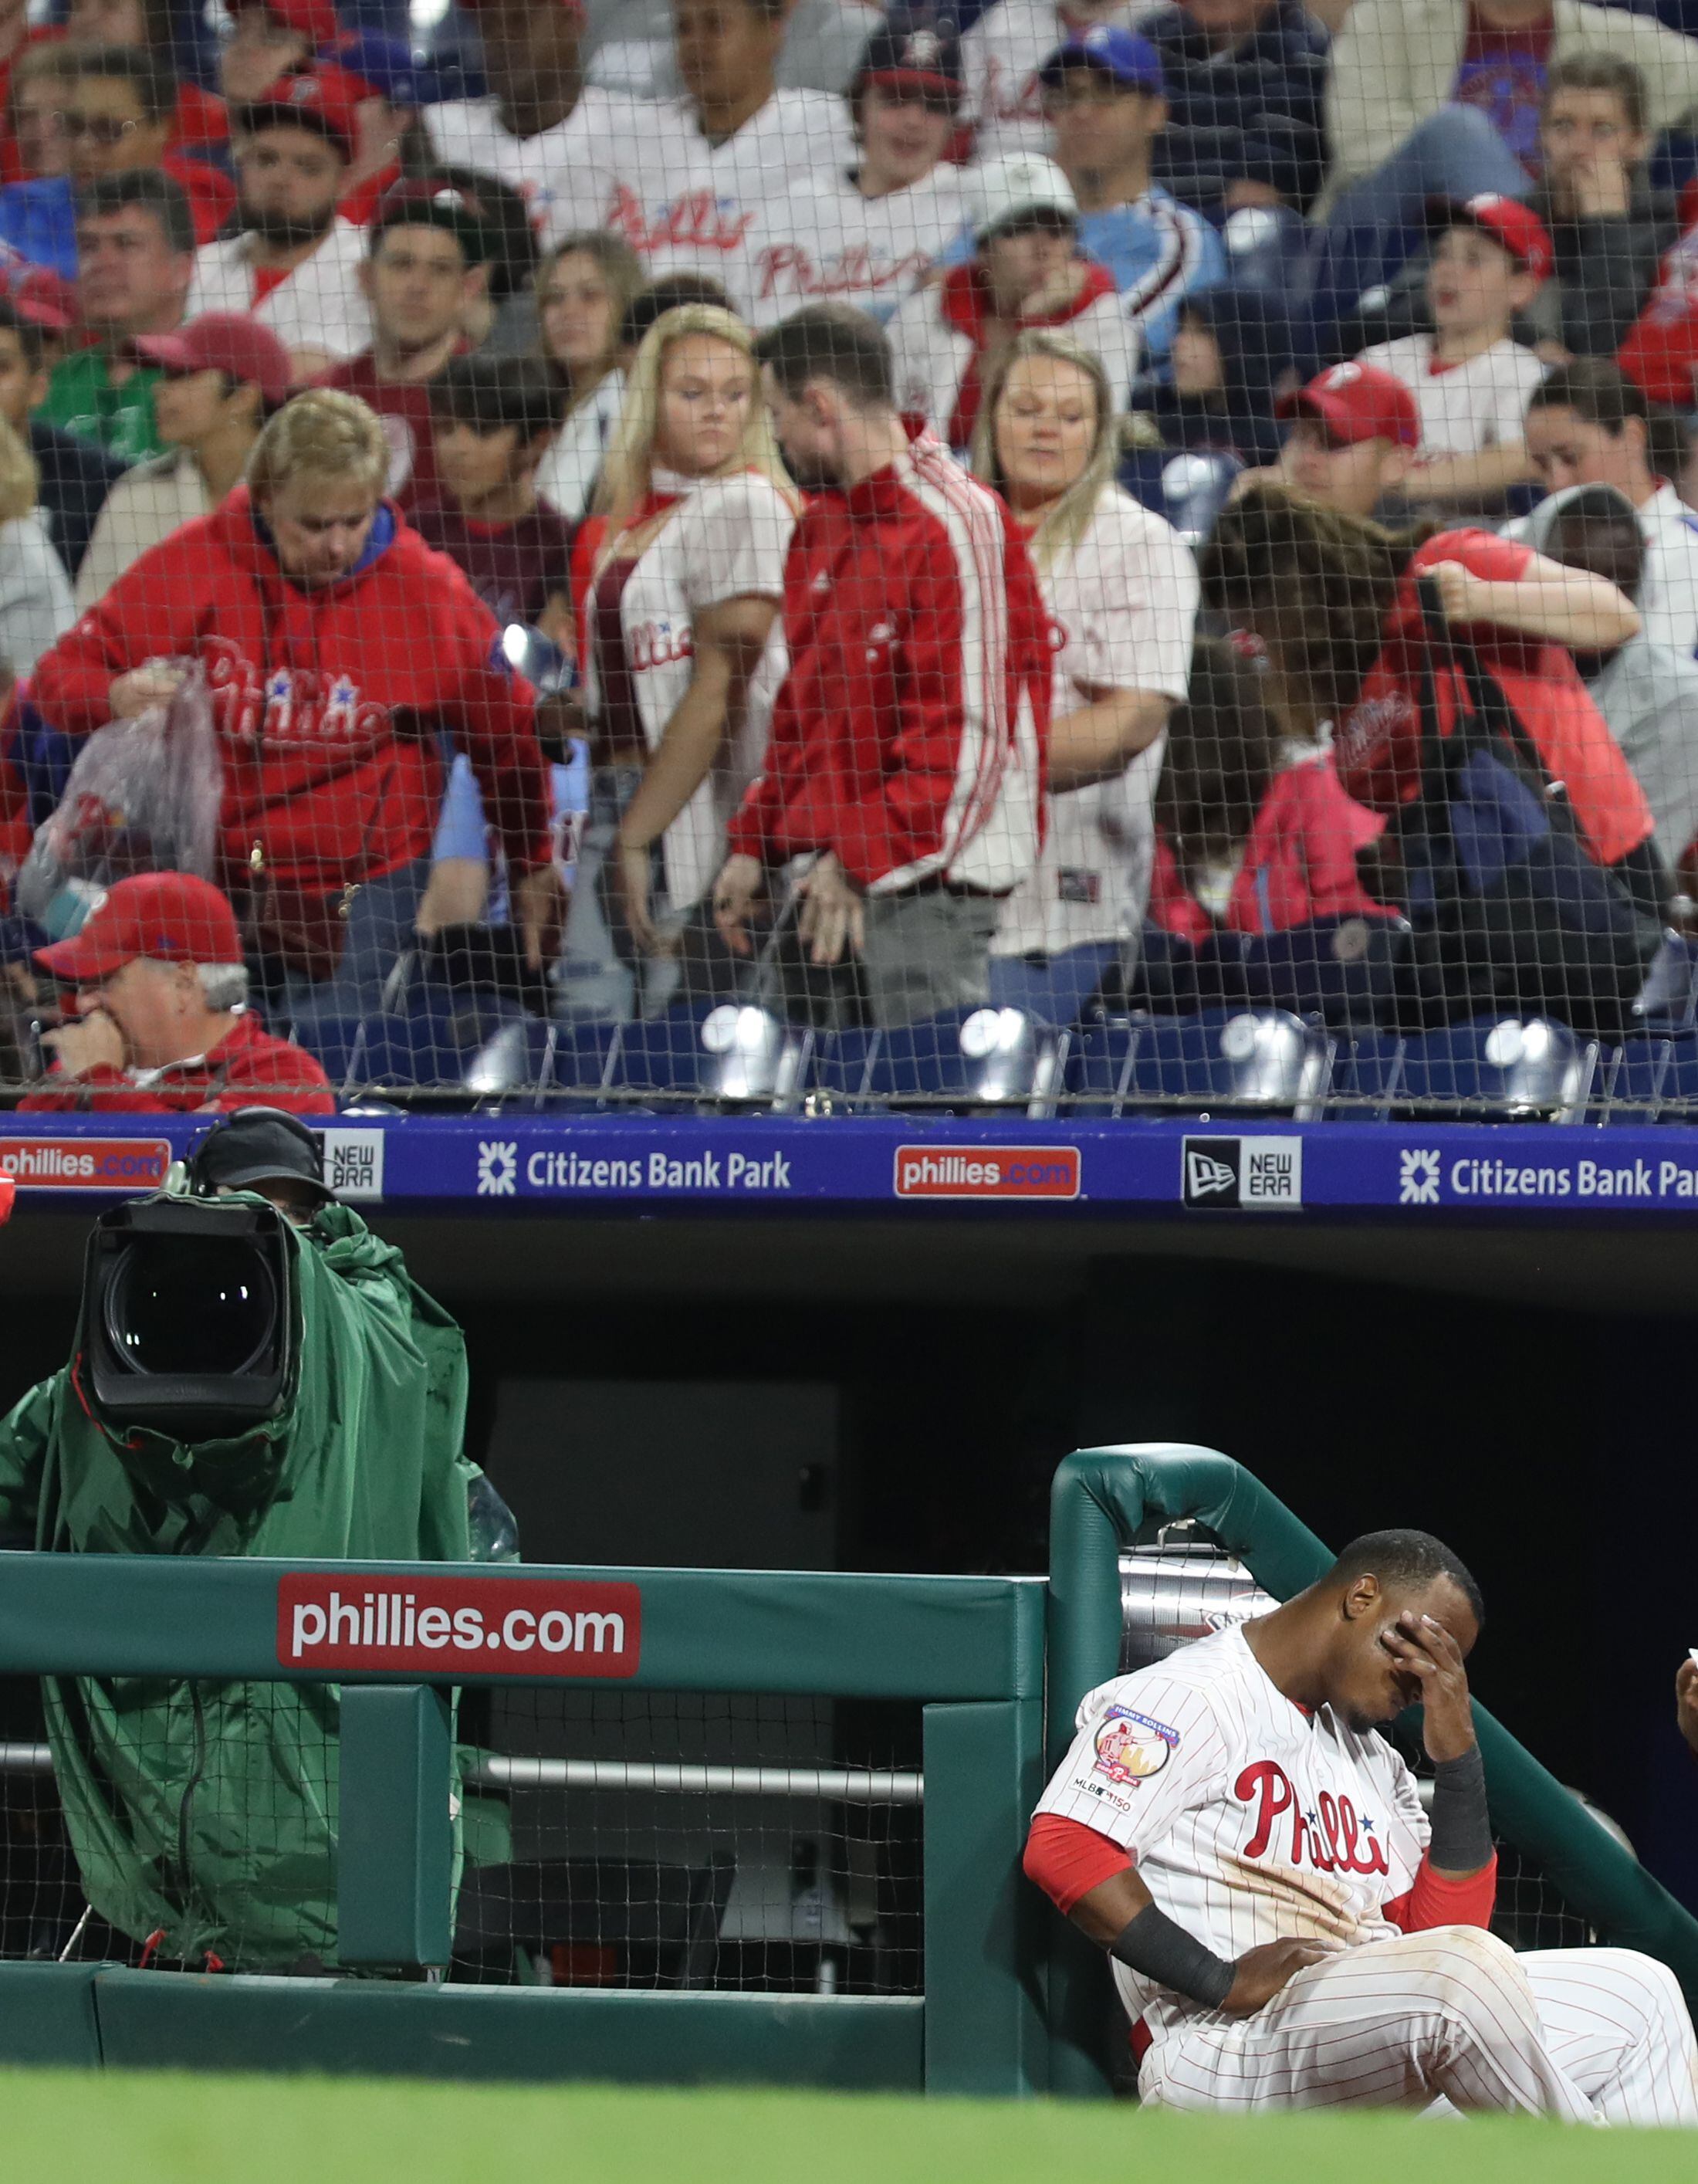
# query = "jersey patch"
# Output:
<box><xmin>1093</xmin><ymin>1705</ymin><xmax>1179</xmax><ymax>1787</ymax></box>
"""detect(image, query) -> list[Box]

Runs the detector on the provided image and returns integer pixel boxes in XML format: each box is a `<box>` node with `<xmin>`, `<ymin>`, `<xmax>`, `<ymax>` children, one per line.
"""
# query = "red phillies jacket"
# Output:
<box><xmin>726</xmin><ymin>428</ymin><xmax>1050</xmax><ymax>895</ymax></box>
<box><xmin>31</xmin><ymin>490</ymin><xmax>553</xmax><ymax>907</ymax></box>
<box><xmin>18</xmin><ymin>1011</ymin><xmax>334</xmax><ymax>1116</ymax></box>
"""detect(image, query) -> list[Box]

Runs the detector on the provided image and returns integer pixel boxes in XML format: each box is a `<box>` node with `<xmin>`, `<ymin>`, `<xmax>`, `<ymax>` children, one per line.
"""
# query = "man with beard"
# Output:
<box><xmin>715</xmin><ymin>304</ymin><xmax>1050</xmax><ymax>1029</ymax></box>
<box><xmin>184</xmin><ymin>72</ymin><xmax>370</xmax><ymax>378</ymax></box>
<box><xmin>318</xmin><ymin>183</ymin><xmax>494</xmax><ymax>509</ymax></box>
<box><xmin>1026</xmin><ymin>1529</ymin><xmax>1698</xmax><ymax>2122</ymax></box>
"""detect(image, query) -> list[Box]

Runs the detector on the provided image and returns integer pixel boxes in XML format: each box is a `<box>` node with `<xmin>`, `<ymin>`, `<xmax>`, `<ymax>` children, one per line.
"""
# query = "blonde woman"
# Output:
<box><xmin>972</xmin><ymin>330</ymin><xmax>1200</xmax><ymax>1024</ymax></box>
<box><xmin>563</xmin><ymin>304</ymin><xmax>800</xmax><ymax>1020</ymax></box>
<box><xmin>32</xmin><ymin>387</ymin><xmax>559</xmax><ymax>1017</ymax></box>
<box><xmin>0</xmin><ymin>411</ymin><xmax>74</xmax><ymax>677</ymax></box>
<box><xmin>533</xmin><ymin>232</ymin><xmax>644</xmax><ymax>523</ymax></box>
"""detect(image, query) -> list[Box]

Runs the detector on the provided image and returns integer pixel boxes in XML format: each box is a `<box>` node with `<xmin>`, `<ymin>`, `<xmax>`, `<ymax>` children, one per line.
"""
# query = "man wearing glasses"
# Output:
<box><xmin>1040</xmin><ymin>26</ymin><xmax>1223</xmax><ymax>361</ymax></box>
<box><xmin>0</xmin><ymin>46</ymin><xmax>232</xmax><ymax>277</ymax></box>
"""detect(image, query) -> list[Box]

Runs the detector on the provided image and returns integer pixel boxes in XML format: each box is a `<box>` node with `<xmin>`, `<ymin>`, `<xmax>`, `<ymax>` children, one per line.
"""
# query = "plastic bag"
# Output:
<box><xmin>16</xmin><ymin>662</ymin><xmax>223</xmax><ymax>938</ymax></box>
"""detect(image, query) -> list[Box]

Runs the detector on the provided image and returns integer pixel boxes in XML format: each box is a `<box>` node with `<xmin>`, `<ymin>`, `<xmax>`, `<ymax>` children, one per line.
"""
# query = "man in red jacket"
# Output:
<box><xmin>714</xmin><ymin>303</ymin><xmax>1050</xmax><ymax>1028</ymax></box>
<box><xmin>31</xmin><ymin>385</ymin><xmax>561</xmax><ymax>1019</ymax></box>
<box><xmin>20</xmin><ymin>871</ymin><xmax>334</xmax><ymax>1114</ymax></box>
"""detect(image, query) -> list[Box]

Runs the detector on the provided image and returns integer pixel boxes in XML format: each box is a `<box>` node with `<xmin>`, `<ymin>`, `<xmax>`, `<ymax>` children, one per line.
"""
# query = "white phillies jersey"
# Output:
<box><xmin>1355</xmin><ymin>333</ymin><xmax>1547</xmax><ymax>460</ymax></box>
<box><xmin>602</xmin><ymin>90</ymin><xmax>854</xmax><ymax>281</ymax></box>
<box><xmin>1037</xmin><ymin>1625</ymin><xmax>1430</xmax><ymax>2037</ymax></box>
<box><xmin>185</xmin><ymin>218</ymin><xmax>370</xmax><ymax>362</ymax></box>
<box><xmin>422</xmin><ymin>87</ymin><xmax>650</xmax><ymax>245</ymax></box>
<box><xmin>964</xmin><ymin>0</ymin><xmax>1145</xmax><ymax>161</ymax></box>
<box><xmin>725</xmin><ymin>164</ymin><xmax>970</xmax><ymax>329</ymax></box>
<box><xmin>995</xmin><ymin>486</ymin><xmax>1197</xmax><ymax>957</ymax></box>
<box><xmin>587</xmin><ymin>470</ymin><xmax>796</xmax><ymax>910</ymax></box>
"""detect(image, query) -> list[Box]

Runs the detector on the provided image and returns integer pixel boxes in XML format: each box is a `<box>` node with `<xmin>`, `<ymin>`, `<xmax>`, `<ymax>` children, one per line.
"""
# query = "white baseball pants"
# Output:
<box><xmin>1138</xmin><ymin>1926</ymin><xmax>1698</xmax><ymax>2126</ymax></box>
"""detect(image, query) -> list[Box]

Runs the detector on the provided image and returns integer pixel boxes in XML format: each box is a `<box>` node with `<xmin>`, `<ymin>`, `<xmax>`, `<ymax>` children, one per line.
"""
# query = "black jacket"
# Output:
<box><xmin>1142</xmin><ymin>0</ymin><xmax>1331</xmax><ymax>213</ymax></box>
<box><xmin>1525</xmin><ymin>183</ymin><xmax>1682</xmax><ymax>361</ymax></box>
<box><xmin>29</xmin><ymin>415</ymin><xmax>124</xmax><ymax>580</ymax></box>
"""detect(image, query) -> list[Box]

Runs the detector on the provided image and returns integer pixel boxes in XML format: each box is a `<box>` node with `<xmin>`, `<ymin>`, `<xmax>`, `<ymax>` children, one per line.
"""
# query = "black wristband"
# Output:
<box><xmin>1109</xmin><ymin>1902</ymin><xmax>1236</xmax><ymax>2010</ymax></box>
<box><xmin>1429</xmin><ymin>1744</ymin><xmax>1493</xmax><ymax>1873</ymax></box>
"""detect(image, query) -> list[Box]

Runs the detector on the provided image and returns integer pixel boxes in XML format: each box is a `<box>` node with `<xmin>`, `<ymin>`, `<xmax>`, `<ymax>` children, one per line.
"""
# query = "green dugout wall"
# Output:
<box><xmin>0</xmin><ymin>1446</ymin><xmax>1693</xmax><ymax>2095</ymax></box>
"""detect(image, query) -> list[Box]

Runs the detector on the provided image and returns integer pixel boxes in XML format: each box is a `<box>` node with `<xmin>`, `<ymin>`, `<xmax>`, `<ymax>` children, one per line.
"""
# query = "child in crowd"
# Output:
<box><xmin>1136</xmin><ymin>286</ymin><xmax>1302</xmax><ymax>469</ymax></box>
<box><xmin>1356</xmin><ymin>195</ymin><xmax>1550</xmax><ymax>512</ymax></box>
<box><xmin>411</xmin><ymin>352</ymin><xmax>580</xmax><ymax>965</ymax></box>
<box><xmin>413</xmin><ymin>351</ymin><xmax>574</xmax><ymax>645</ymax></box>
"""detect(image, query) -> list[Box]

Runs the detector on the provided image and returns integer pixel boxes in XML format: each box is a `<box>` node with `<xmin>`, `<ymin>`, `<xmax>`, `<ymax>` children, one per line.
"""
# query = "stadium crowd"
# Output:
<box><xmin>6</xmin><ymin>0</ymin><xmax>1698</xmax><ymax>1102</ymax></box>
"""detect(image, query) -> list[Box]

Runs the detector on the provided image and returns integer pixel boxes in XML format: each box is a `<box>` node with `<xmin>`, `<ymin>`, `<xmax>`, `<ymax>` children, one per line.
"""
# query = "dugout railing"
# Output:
<box><xmin>1045</xmin><ymin>1444</ymin><xmax>1698</xmax><ymax>2097</ymax></box>
<box><xmin>0</xmin><ymin>1554</ymin><xmax>1046</xmax><ymax>2094</ymax></box>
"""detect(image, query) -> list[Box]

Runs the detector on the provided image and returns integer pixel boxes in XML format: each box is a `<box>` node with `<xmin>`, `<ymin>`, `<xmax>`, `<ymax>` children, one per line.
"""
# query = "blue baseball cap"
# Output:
<box><xmin>1037</xmin><ymin>25</ymin><xmax>1165</xmax><ymax>96</ymax></box>
<box><xmin>330</xmin><ymin>31</ymin><xmax>448</xmax><ymax>110</ymax></box>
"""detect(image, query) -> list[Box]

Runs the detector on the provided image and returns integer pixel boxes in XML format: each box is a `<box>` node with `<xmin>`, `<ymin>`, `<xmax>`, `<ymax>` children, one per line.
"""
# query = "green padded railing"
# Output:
<box><xmin>0</xmin><ymin>1555</ymin><xmax>1048</xmax><ymax>2096</ymax></box>
<box><xmin>1044</xmin><ymin>1444</ymin><xmax>1698</xmax><ymax>2097</ymax></box>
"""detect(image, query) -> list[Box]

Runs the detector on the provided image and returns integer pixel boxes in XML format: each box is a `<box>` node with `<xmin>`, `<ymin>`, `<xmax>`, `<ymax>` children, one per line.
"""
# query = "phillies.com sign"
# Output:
<box><xmin>277</xmin><ymin>1573</ymin><xmax>641</xmax><ymax>1678</ymax></box>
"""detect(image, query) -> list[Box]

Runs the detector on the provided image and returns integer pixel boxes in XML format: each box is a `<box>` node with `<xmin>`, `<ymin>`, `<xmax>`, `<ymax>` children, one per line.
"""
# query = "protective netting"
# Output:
<box><xmin>0</xmin><ymin>0</ymin><xmax>1695</xmax><ymax>1119</ymax></box>
<box><xmin>0</xmin><ymin>1678</ymin><xmax>924</xmax><ymax>1989</ymax></box>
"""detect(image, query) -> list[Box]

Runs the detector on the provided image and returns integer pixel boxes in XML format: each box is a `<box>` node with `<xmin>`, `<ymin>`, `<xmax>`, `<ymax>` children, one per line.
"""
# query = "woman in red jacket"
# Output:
<box><xmin>31</xmin><ymin>387</ymin><xmax>561</xmax><ymax>1017</ymax></box>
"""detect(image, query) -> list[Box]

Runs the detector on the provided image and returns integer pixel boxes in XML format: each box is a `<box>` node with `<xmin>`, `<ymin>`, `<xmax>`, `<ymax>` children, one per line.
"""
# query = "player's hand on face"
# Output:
<box><xmin>1382</xmin><ymin>1610</ymin><xmax>1475</xmax><ymax>1763</ymax></box>
<box><xmin>1676</xmin><ymin>1657</ymin><xmax>1698</xmax><ymax>1756</ymax></box>
<box><xmin>1221</xmin><ymin>1937</ymin><xmax>1341</xmax><ymax>2016</ymax></box>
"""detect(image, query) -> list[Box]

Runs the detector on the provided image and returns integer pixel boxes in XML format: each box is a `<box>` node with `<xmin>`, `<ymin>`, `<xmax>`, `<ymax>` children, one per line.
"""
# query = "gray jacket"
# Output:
<box><xmin>1526</xmin><ymin>480</ymin><xmax>1698</xmax><ymax>869</ymax></box>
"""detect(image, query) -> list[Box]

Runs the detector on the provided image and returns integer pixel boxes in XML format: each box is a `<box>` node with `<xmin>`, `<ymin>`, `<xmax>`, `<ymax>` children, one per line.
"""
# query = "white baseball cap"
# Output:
<box><xmin>969</xmin><ymin>153</ymin><xmax>1078</xmax><ymax>243</ymax></box>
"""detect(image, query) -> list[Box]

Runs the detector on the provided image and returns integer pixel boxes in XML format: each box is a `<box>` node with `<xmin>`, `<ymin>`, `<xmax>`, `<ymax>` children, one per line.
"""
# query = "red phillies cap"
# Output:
<box><xmin>130</xmin><ymin>313</ymin><xmax>293</xmax><ymax>405</ymax></box>
<box><xmin>234</xmin><ymin>69</ymin><xmax>360</xmax><ymax>157</ymax></box>
<box><xmin>0</xmin><ymin>255</ymin><xmax>76</xmax><ymax>334</ymax></box>
<box><xmin>36</xmin><ymin>874</ymin><xmax>245</xmax><ymax>984</ymax></box>
<box><xmin>1276</xmin><ymin>361</ymin><xmax>1422</xmax><ymax>451</ymax></box>
<box><xmin>1431</xmin><ymin>193</ymin><xmax>1554</xmax><ymax>283</ymax></box>
<box><xmin>251</xmin><ymin>0</ymin><xmax>343</xmax><ymax>46</ymax></box>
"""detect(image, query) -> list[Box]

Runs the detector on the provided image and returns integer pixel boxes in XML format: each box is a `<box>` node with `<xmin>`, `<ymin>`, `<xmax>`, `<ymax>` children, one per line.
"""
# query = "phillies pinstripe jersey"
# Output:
<box><xmin>1036</xmin><ymin>1625</ymin><xmax>1429</xmax><ymax>2033</ymax></box>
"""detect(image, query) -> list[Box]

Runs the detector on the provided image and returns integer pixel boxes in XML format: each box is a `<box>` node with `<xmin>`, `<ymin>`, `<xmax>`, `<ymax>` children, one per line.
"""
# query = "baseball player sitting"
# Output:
<box><xmin>1027</xmin><ymin>1529</ymin><xmax>1698</xmax><ymax>2123</ymax></box>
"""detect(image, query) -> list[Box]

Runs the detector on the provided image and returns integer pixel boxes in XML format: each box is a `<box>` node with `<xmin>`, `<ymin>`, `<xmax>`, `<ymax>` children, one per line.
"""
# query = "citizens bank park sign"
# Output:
<box><xmin>10</xmin><ymin>1116</ymin><xmax>1698</xmax><ymax>1223</ymax></box>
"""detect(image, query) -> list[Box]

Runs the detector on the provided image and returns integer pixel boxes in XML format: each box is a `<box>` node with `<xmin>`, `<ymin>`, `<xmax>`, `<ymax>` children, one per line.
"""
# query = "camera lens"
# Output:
<box><xmin>107</xmin><ymin>1238</ymin><xmax>277</xmax><ymax>1378</ymax></box>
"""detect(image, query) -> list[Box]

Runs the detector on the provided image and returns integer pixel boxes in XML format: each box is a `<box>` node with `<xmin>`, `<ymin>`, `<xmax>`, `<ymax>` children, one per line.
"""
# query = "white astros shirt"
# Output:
<box><xmin>963</xmin><ymin>0</ymin><xmax>1145</xmax><ymax>161</ymax></box>
<box><xmin>723</xmin><ymin>164</ymin><xmax>970</xmax><ymax>328</ymax></box>
<box><xmin>1036</xmin><ymin>1624</ymin><xmax>1428</xmax><ymax>2040</ymax></box>
<box><xmin>995</xmin><ymin>486</ymin><xmax>1198</xmax><ymax>957</ymax></box>
<box><xmin>1355</xmin><ymin>333</ymin><xmax>1547</xmax><ymax>459</ymax></box>
<box><xmin>422</xmin><ymin>86</ymin><xmax>652</xmax><ymax>245</ymax></box>
<box><xmin>586</xmin><ymin>471</ymin><xmax>797</xmax><ymax>911</ymax></box>
<box><xmin>602</xmin><ymin>90</ymin><xmax>855</xmax><ymax>283</ymax></box>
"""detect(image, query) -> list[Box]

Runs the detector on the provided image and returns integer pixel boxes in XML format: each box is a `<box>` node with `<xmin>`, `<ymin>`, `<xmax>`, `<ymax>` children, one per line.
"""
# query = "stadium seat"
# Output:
<box><xmin>1239</xmin><ymin>916</ymin><xmax>1412</xmax><ymax>1028</ymax></box>
<box><xmin>1630</xmin><ymin>934</ymin><xmax>1698</xmax><ymax>1032</ymax></box>
<box><xmin>1598</xmin><ymin>1035</ymin><xmax>1673</xmax><ymax>1122</ymax></box>
<box><xmin>462</xmin><ymin>1018</ymin><xmax>557</xmax><ymax>1106</ymax></box>
<box><xmin>612</xmin><ymin>1004</ymin><xmax>724</xmax><ymax>1099</ymax></box>
<box><xmin>1393</xmin><ymin>1018</ymin><xmax>1596</xmax><ymax>1122</ymax></box>
<box><xmin>290</xmin><ymin>1015</ymin><xmax>369</xmax><ymax>1096</ymax></box>
<box><xmin>546</xmin><ymin>1018</ymin><xmax>621</xmax><ymax>1101</ymax></box>
<box><xmin>1327</xmin><ymin>1031</ymin><xmax>1407</xmax><ymax>1119</ymax></box>
<box><xmin>808</xmin><ymin>1009</ymin><xmax>1053</xmax><ymax>1112</ymax></box>
<box><xmin>1066</xmin><ymin>1010</ymin><xmax>1333</xmax><ymax>1118</ymax></box>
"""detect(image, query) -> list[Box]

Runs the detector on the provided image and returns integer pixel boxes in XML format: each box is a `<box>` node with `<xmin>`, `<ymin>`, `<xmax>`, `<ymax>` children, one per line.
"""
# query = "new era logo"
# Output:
<box><xmin>1182</xmin><ymin>1136</ymin><xmax>1304</xmax><ymax>1211</ymax></box>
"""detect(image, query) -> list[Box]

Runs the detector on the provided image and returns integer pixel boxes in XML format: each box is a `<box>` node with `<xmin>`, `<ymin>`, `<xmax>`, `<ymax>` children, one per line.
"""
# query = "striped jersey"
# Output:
<box><xmin>1035</xmin><ymin>1626</ymin><xmax>1430</xmax><ymax>2033</ymax></box>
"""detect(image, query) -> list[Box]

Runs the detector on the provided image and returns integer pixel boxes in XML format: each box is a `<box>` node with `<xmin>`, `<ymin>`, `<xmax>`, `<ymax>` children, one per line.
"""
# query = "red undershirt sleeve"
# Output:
<box><xmin>1023</xmin><ymin>1813</ymin><xmax>1134</xmax><ymax>1915</ymax></box>
<box><xmin>1385</xmin><ymin>1850</ymin><xmax>1498</xmax><ymax>1934</ymax></box>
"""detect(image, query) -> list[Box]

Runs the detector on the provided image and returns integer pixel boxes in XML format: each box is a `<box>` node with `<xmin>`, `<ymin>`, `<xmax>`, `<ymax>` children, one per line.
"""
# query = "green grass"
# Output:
<box><xmin>4</xmin><ymin>2073</ymin><xmax>1695</xmax><ymax>2184</ymax></box>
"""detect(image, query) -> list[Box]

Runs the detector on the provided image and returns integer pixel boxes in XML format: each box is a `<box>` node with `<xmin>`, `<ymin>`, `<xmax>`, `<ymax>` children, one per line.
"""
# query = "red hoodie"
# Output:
<box><xmin>32</xmin><ymin>489</ymin><xmax>553</xmax><ymax>915</ymax></box>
